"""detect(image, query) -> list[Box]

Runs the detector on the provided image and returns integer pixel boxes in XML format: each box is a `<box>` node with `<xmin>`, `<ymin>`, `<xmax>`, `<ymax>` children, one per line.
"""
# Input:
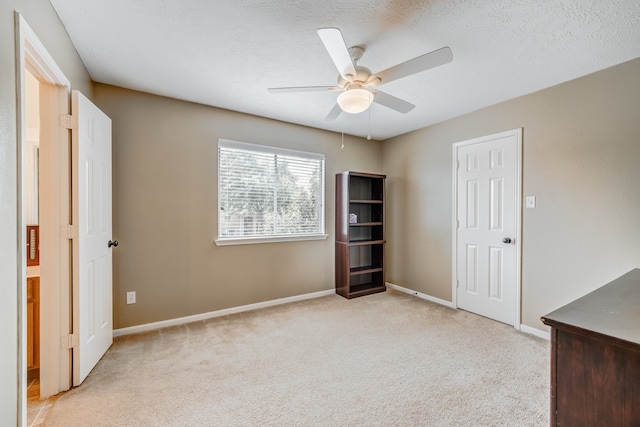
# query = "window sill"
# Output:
<box><xmin>215</xmin><ymin>234</ymin><xmax>328</xmax><ymax>246</ymax></box>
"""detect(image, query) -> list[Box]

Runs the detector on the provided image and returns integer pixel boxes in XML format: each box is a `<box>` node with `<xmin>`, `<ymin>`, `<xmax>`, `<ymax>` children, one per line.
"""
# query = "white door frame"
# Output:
<box><xmin>15</xmin><ymin>12</ymin><xmax>72</xmax><ymax>418</ymax></box>
<box><xmin>451</xmin><ymin>128</ymin><xmax>523</xmax><ymax>329</ymax></box>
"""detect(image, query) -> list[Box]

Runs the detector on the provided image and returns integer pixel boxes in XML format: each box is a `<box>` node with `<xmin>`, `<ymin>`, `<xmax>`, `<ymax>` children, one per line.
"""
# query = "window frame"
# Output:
<box><xmin>215</xmin><ymin>139</ymin><xmax>327</xmax><ymax>246</ymax></box>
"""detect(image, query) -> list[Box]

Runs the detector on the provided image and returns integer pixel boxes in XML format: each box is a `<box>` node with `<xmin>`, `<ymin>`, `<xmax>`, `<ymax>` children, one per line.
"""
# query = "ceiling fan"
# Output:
<box><xmin>268</xmin><ymin>28</ymin><xmax>453</xmax><ymax>120</ymax></box>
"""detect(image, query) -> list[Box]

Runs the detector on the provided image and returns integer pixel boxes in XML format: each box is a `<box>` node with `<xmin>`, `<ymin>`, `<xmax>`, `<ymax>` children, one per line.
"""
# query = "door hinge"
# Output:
<box><xmin>59</xmin><ymin>114</ymin><xmax>77</xmax><ymax>129</ymax></box>
<box><xmin>61</xmin><ymin>224</ymin><xmax>78</xmax><ymax>239</ymax></box>
<box><xmin>457</xmin><ymin>280</ymin><xmax>459</xmax><ymax>289</ymax></box>
<box><xmin>456</xmin><ymin>219</ymin><xmax>460</xmax><ymax>229</ymax></box>
<box><xmin>61</xmin><ymin>334</ymin><xmax>79</xmax><ymax>350</ymax></box>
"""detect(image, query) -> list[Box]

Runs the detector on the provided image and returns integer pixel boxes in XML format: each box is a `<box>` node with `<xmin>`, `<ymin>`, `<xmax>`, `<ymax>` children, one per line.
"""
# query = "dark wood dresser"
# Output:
<box><xmin>541</xmin><ymin>269</ymin><xmax>640</xmax><ymax>426</ymax></box>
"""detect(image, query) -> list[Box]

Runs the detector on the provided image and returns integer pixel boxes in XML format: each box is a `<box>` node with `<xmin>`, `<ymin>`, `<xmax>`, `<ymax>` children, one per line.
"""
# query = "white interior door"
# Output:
<box><xmin>455</xmin><ymin>129</ymin><xmax>521</xmax><ymax>325</ymax></box>
<box><xmin>72</xmin><ymin>90</ymin><xmax>113</xmax><ymax>386</ymax></box>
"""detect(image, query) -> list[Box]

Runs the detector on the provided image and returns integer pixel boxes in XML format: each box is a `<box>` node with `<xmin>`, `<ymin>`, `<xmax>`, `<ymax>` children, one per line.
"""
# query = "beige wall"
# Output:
<box><xmin>383</xmin><ymin>57</ymin><xmax>640</xmax><ymax>332</ymax></box>
<box><xmin>0</xmin><ymin>0</ymin><xmax>92</xmax><ymax>423</ymax></box>
<box><xmin>93</xmin><ymin>84</ymin><xmax>382</xmax><ymax>329</ymax></box>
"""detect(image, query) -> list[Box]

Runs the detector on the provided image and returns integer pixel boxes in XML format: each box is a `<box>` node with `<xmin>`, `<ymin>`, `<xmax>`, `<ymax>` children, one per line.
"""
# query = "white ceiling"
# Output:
<box><xmin>49</xmin><ymin>0</ymin><xmax>640</xmax><ymax>140</ymax></box>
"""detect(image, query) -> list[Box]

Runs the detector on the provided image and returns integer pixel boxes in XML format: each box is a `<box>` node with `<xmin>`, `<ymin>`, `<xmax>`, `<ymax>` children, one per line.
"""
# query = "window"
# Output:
<box><xmin>216</xmin><ymin>139</ymin><xmax>326</xmax><ymax>245</ymax></box>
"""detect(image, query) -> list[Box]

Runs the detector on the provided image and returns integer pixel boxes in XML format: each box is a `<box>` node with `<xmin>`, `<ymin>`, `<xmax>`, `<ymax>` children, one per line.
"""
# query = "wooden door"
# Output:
<box><xmin>72</xmin><ymin>90</ymin><xmax>113</xmax><ymax>385</ymax></box>
<box><xmin>26</xmin><ymin>277</ymin><xmax>40</xmax><ymax>370</ymax></box>
<box><xmin>455</xmin><ymin>130</ymin><xmax>521</xmax><ymax>325</ymax></box>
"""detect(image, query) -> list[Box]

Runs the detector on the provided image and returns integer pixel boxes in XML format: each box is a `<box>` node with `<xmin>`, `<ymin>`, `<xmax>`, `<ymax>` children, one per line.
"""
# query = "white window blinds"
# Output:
<box><xmin>218</xmin><ymin>139</ymin><xmax>325</xmax><ymax>242</ymax></box>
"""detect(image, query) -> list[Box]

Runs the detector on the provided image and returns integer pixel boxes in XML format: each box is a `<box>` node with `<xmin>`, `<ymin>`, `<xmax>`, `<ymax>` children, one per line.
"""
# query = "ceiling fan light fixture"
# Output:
<box><xmin>337</xmin><ymin>89</ymin><xmax>373</xmax><ymax>114</ymax></box>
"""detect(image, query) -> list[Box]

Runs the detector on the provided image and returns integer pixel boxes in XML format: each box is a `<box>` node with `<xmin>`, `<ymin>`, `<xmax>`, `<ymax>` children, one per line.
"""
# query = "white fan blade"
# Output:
<box><xmin>325</xmin><ymin>103</ymin><xmax>342</xmax><ymax>121</ymax></box>
<box><xmin>268</xmin><ymin>86</ymin><xmax>340</xmax><ymax>93</ymax></box>
<box><xmin>375</xmin><ymin>46</ymin><xmax>452</xmax><ymax>85</ymax></box>
<box><xmin>317</xmin><ymin>28</ymin><xmax>357</xmax><ymax>82</ymax></box>
<box><xmin>372</xmin><ymin>90</ymin><xmax>415</xmax><ymax>114</ymax></box>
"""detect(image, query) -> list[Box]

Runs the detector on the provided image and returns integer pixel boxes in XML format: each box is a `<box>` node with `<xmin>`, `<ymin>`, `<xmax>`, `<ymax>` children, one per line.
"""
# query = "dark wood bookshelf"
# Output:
<box><xmin>335</xmin><ymin>171</ymin><xmax>386</xmax><ymax>299</ymax></box>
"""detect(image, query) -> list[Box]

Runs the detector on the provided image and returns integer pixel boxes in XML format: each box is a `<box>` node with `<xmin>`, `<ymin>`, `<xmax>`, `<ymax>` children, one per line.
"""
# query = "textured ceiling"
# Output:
<box><xmin>49</xmin><ymin>0</ymin><xmax>640</xmax><ymax>140</ymax></box>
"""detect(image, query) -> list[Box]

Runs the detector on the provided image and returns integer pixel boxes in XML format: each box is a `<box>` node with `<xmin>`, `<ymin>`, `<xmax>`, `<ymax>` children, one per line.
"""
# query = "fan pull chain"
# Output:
<box><xmin>341</xmin><ymin>116</ymin><xmax>345</xmax><ymax>149</ymax></box>
<box><xmin>367</xmin><ymin>92</ymin><xmax>372</xmax><ymax>140</ymax></box>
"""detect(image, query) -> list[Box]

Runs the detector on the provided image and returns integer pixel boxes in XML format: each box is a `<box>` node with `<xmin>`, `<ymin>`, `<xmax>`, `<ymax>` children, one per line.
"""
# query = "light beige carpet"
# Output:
<box><xmin>44</xmin><ymin>290</ymin><xmax>549</xmax><ymax>426</ymax></box>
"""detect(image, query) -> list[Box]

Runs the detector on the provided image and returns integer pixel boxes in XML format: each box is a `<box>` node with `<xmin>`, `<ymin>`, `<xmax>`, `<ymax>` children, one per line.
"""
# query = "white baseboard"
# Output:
<box><xmin>114</xmin><ymin>289</ymin><xmax>335</xmax><ymax>337</ymax></box>
<box><xmin>519</xmin><ymin>324</ymin><xmax>550</xmax><ymax>340</ymax></box>
<box><xmin>386</xmin><ymin>282</ymin><xmax>455</xmax><ymax>308</ymax></box>
<box><xmin>387</xmin><ymin>282</ymin><xmax>550</xmax><ymax>340</ymax></box>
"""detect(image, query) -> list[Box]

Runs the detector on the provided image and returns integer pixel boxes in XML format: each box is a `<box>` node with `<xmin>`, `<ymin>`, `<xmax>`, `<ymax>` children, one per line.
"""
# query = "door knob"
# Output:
<box><xmin>108</xmin><ymin>240</ymin><xmax>119</xmax><ymax>248</ymax></box>
<box><xmin>502</xmin><ymin>238</ymin><xmax>512</xmax><ymax>244</ymax></box>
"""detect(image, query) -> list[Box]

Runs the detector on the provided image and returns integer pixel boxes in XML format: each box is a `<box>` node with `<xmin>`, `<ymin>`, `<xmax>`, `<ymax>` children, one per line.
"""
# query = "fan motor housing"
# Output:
<box><xmin>338</xmin><ymin>66</ymin><xmax>374</xmax><ymax>87</ymax></box>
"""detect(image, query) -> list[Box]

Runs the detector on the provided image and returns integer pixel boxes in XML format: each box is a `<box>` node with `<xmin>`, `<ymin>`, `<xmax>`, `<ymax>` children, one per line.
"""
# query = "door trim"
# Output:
<box><xmin>16</xmin><ymin>12</ymin><xmax>72</xmax><ymax>413</ymax></box>
<box><xmin>451</xmin><ymin>128</ymin><xmax>522</xmax><ymax>329</ymax></box>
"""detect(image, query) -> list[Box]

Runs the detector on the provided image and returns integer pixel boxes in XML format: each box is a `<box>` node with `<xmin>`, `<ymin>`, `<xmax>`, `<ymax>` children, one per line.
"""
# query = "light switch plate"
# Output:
<box><xmin>526</xmin><ymin>196</ymin><xmax>536</xmax><ymax>208</ymax></box>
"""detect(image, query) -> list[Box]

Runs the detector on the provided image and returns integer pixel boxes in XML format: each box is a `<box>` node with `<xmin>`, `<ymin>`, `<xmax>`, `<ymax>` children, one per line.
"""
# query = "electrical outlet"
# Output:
<box><xmin>126</xmin><ymin>291</ymin><xmax>136</xmax><ymax>304</ymax></box>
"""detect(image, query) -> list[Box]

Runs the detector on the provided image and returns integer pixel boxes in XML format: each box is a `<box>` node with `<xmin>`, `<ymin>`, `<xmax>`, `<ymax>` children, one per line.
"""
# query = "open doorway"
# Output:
<box><xmin>24</xmin><ymin>66</ymin><xmax>43</xmax><ymax>402</ymax></box>
<box><xmin>24</xmin><ymin>66</ymin><xmax>67</xmax><ymax>424</ymax></box>
<box><xmin>16</xmin><ymin>13</ymin><xmax>73</xmax><ymax>424</ymax></box>
<box><xmin>17</xmin><ymin>15</ymin><xmax>115</xmax><ymax>424</ymax></box>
